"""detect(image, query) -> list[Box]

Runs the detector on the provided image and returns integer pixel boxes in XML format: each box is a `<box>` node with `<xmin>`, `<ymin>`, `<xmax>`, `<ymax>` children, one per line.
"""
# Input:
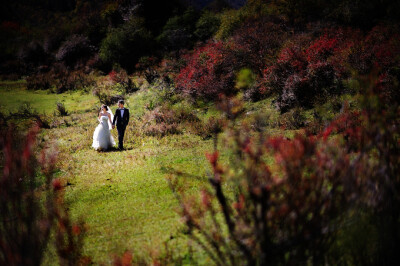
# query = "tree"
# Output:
<box><xmin>99</xmin><ymin>18</ymin><xmax>154</xmax><ymax>73</ymax></box>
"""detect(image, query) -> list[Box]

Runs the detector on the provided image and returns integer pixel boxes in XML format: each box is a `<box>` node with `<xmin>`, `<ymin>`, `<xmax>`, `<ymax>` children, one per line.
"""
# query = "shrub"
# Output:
<box><xmin>192</xmin><ymin>116</ymin><xmax>224</xmax><ymax>141</ymax></box>
<box><xmin>0</xmin><ymin>126</ymin><xmax>88</xmax><ymax>265</ymax></box>
<box><xmin>169</xmin><ymin>77</ymin><xmax>400</xmax><ymax>265</ymax></box>
<box><xmin>26</xmin><ymin>73</ymin><xmax>52</xmax><ymax>91</ymax></box>
<box><xmin>215</xmin><ymin>9</ymin><xmax>245</xmax><ymax>40</ymax></box>
<box><xmin>177</xmin><ymin>18</ymin><xmax>287</xmax><ymax>102</ymax></box>
<box><xmin>348</xmin><ymin>25</ymin><xmax>400</xmax><ymax>73</ymax></box>
<box><xmin>230</xmin><ymin>17</ymin><xmax>287</xmax><ymax>75</ymax></box>
<box><xmin>135</xmin><ymin>56</ymin><xmax>159</xmax><ymax>84</ymax></box>
<box><xmin>175</xmin><ymin>41</ymin><xmax>232</xmax><ymax>100</ymax></box>
<box><xmin>108</xmin><ymin>69</ymin><xmax>137</xmax><ymax>93</ymax></box>
<box><xmin>263</xmin><ymin>28</ymin><xmax>356</xmax><ymax>112</ymax></box>
<box><xmin>194</xmin><ymin>11</ymin><xmax>221</xmax><ymax>41</ymax></box>
<box><xmin>141</xmin><ymin>107</ymin><xmax>181</xmax><ymax>137</ymax></box>
<box><xmin>215</xmin><ymin>0</ymin><xmax>269</xmax><ymax>40</ymax></box>
<box><xmin>99</xmin><ymin>18</ymin><xmax>154</xmax><ymax>73</ymax></box>
<box><xmin>1</xmin><ymin>103</ymin><xmax>51</xmax><ymax>129</ymax></box>
<box><xmin>93</xmin><ymin>75</ymin><xmax>125</xmax><ymax>106</ymax></box>
<box><xmin>347</xmin><ymin>25</ymin><xmax>400</xmax><ymax>104</ymax></box>
<box><xmin>140</xmin><ymin>105</ymin><xmax>199</xmax><ymax>137</ymax></box>
<box><xmin>56</xmin><ymin>70</ymin><xmax>95</xmax><ymax>94</ymax></box>
<box><xmin>278</xmin><ymin>107</ymin><xmax>306</xmax><ymax>129</ymax></box>
<box><xmin>156</xmin><ymin>7</ymin><xmax>199</xmax><ymax>51</ymax></box>
<box><xmin>55</xmin><ymin>34</ymin><xmax>94</xmax><ymax>68</ymax></box>
<box><xmin>56</xmin><ymin>102</ymin><xmax>68</xmax><ymax>116</ymax></box>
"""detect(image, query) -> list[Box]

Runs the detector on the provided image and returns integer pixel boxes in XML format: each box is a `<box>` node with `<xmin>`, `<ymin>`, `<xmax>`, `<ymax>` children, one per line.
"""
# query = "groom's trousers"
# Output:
<box><xmin>117</xmin><ymin>126</ymin><xmax>126</xmax><ymax>149</ymax></box>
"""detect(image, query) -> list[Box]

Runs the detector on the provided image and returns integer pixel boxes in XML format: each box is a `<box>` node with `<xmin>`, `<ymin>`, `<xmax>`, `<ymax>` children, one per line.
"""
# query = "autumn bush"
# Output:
<box><xmin>348</xmin><ymin>25</ymin><xmax>400</xmax><ymax>105</ymax></box>
<box><xmin>263</xmin><ymin>28</ymin><xmax>357</xmax><ymax>112</ymax></box>
<box><xmin>0</xmin><ymin>126</ymin><xmax>88</xmax><ymax>265</ymax></box>
<box><xmin>175</xmin><ymin>41</ymin><xmax>228</xmax><ymax>100</ymax></box>
<box><xmin>191</xmin><ymin>116</ymin><xmax>224</xmax><ymax>142</ymax></box>
<box><xmin>56</xmin><ymin>102</ymin><xmax>68</xmax><ymax>116</ymax></box>
<box><xmin>140</xmin><ymin>106</ymin><xmax>181</xmax><ymax>137</ymax></box>
<box><xmin>108</xmin><ymin>69</ymin><xmax>137</xmax><ymax>94</ymax></box>
<box><xmin>26</xmin><ymin>73</ymin><xmax>52</xmax><ymax>91</ymax></box>
<box><xmin>53</xmin><ymin>68</ymin><xmax>95</xmax><ymax>94</ymax></box>
<box><xmin>93</xmin><ymin>75</ymin><xmax>125</xmax><ymax>106</ymax></box>
<box><xmin>140</xmin><ymin>105</ymin><xmax>199</xmax><ymax>137</ymax></box>
<box><xmin>169</xmin><ymin>75</ymin><xmax>400</xmax><ymax>265</ymax></box>
<box><xmin>0</xmin><ymin>103</ymin><xmax>51</xmax><ymax>129</ymax></box>
<box><xmin>230</xmin><ymin>17</ymin><xmax>287</xmax><ymax>76</ymax></box>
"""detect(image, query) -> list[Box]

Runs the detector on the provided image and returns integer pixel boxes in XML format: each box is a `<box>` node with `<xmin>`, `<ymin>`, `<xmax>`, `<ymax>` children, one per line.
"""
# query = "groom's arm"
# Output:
<box><xmin>112</xmin><ymin>109</ymin><xmax>118</xmax><ymax>125</ymax></box>
<box><xmin>126</xmin><ymin>109</ymin><xmax>130</xmax><ymax>124</ymax></box>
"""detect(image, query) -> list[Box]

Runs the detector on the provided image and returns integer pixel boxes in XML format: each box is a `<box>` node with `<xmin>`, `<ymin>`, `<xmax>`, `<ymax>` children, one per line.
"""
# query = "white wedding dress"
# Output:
<box><xmin>92</xmin><ymin>114</ymin><xmax>116</xmax><ymax>150</ymax></box>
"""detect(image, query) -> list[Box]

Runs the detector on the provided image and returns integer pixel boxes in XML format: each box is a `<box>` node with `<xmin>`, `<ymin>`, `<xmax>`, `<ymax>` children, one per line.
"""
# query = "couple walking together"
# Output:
<box><xmin>92</xmin><ymin>100</ymin><xmax>130</xmax><ymax>151</ymax></box>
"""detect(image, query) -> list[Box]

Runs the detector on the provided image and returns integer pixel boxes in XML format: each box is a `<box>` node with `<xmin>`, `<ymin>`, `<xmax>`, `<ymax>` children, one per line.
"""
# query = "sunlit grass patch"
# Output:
<box><xmin>0</xmin><ymin>84</ymin><xmax>98</xmax><ymax>114</ymax></box>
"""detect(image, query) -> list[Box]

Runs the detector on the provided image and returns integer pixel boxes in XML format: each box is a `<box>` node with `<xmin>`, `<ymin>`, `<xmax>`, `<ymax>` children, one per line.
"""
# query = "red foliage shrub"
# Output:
<box><xmin>175</xmin><ymin>41</ymin><xmax>227</xmax><ymax>100</ymax></box>
<box><xmin>175</xmin><ymin>18</ymin><xmax>288</xmax><ymax>102</ymax></box>
<box><xmin>348</xmin><ymin>25</ymin><xmax>400</xmax><ymax>105</ymax></box>
<box><xmin>140</xmin><ymin>105</ymin><xmax>199</xmax><ymax>137</ymax></box>
<box><xmin>26</xmin><ymin>73</ymin><xmax>52</xmax><ymax>90</ymax></box>
<box><xmin>229</xmin><ymin>17</ymin><xmax>287</xmax><ymax>75</ymax></box>
<box><xmin>170</xmin><ymin>77</ymin><xmax>400</xmax><ymax>264</ymax></box>
<box><xmin>263</xmin><ymin>28</ymin><xmax>358</xmax><ymax>111</ymax></box>
<box><xmin>0</xmin><ymin>126</ymin><xmax>88</xmax><ymax>265</ymax></box>
<box><xmin>349</xmin><ymin>25</ymin><xmax>400</xmax><ymax>74</ymax></box>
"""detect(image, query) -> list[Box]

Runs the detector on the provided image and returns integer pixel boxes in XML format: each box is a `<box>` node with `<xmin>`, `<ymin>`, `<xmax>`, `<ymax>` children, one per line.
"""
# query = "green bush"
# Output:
<box><xmin>99</xmin><ymin>18</ymin><xmax>154</xmax><ymax>72</ymax></box>
<box><xmin>215</xmin><ymin>9</ymin><xmax>244</xmax><ymax>40</ymax></box>
<box><xmin>215</xmin><ymin>0</ymin><xmax>269</xmax><ymax>40</ymax></box>
<box><xmin>194</xmin><ymin>11</ymin><xmax>221</xmax><ymax>41</ymax></box>
<box><xmin>156</xmin><ymin>7</ymin><xmax>199</xmax><ymax>51</ymax></box>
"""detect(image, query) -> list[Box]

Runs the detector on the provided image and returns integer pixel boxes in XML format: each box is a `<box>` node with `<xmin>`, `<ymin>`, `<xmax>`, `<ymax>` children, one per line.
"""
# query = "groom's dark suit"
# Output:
<box><xmin>112</xmin><ymin>108</ymin><xmax>129</xmax><ymax>149</ymax></box>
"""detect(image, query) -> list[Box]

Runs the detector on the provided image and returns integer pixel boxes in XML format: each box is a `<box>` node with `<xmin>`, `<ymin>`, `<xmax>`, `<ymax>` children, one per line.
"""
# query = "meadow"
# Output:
<box><xmin>0</xmin><ymin>80</ymin><xmax>235</xmax><ymax>264</ymax></box>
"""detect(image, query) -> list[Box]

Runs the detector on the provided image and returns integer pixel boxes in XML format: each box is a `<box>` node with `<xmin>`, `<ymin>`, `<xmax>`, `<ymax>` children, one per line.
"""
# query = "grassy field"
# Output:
<box><xmin>1</xmin><ymin>81</ymin><xmax>220</xmax><ymax>264</ymax></box>
<box><xmin>0</xmin><ymin>80</ymin><xmax>98</xmax><ymax>115</ymax></box>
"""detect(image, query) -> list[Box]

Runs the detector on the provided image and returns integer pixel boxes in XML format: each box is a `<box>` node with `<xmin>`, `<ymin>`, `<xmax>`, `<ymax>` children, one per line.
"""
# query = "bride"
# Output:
<box><xmin>92</xmin><ymin>104</ymin><xmax>116</xmax><ymax>151</ymax></box>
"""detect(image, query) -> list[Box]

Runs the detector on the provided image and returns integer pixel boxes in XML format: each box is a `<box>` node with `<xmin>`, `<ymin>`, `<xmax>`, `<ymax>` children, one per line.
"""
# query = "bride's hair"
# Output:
<box><xmin>101</xmin><ymin>104</ymin><xmax>108</xmax><ymax>111</ymax></box>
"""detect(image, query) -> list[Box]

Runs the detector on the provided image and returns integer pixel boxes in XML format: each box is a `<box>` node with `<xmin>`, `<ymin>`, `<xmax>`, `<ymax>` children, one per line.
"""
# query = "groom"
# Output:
<box><xmin>112</xmin><ymin>100</ymin><xmax>130</xmax><ymax>150</ymax></box>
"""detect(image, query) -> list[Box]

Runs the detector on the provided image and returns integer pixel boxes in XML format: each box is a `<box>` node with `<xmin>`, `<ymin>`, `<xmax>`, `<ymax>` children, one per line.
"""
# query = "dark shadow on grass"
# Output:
<box><xmin>95</xmin><ymin>146</ymin><xmax>134</xmax><ymax>152</ymax></box>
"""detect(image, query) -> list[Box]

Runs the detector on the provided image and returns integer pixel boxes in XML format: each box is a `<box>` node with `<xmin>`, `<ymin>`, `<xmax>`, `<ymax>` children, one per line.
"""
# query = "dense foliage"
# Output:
<box><xmin>170</xmin><ymin>77</ymin><xmax>400</xmax><ymax>265</ymax></box>
<box><xmin>0</xmin><ymin>126</ymin><xmax>87</xmax><ymax>265</ymax></box>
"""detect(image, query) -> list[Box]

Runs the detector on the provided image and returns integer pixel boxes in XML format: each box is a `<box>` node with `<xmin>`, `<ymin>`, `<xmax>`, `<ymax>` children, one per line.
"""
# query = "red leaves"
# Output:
<box><xmin>306</xmin><ymin>33</ymin><xmax>339</xmax><ymax>62</ymax></box>
<box><xmin>108</xmin><ymin>70</ymin><xmax>117</xmax><ymax>82</ymax></box>
<box><xmin>175</xmin><ymin>41</ymin><xmax>226</xmax><ymax>100</ymax></box>
<box><xmin>1</xmin><ymin>126</ymin><xmax>88</xmax><ymax>265</ymax></box>
<box><xmin>113</xmin><ymin>251</ymin><xmax>132</xmax><ymax>266</ymax></box>
<box><xmin>52</xmin><ymin>178</ymin><xmax>63</xmax><ymax>191</ymax></box>
<box><xmin>201</xmin><ymin>189</ymin><xmax>212</xmax><ymax>209</ymax></box>
<box><xmin>205</xmin><ymin>151</ymin><xmax>219</xmax><ymax>166</ymax></box>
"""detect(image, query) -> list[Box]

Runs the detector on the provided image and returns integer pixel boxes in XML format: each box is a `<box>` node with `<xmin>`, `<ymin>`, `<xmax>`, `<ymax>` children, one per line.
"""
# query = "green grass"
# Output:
<box><xmin>0</xmin><ymin>83</ymin><xmax>217</xmax><ymax>263</ymax></box>
<box><xmin>61</xmin><ymin>132</ymin><xmax>213</xmax><ymax>263</ymax></box>
<box><xmin>0</xmin><ymin>81</ymin><xmax>98</xmax><ymax>114</ymax></box>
